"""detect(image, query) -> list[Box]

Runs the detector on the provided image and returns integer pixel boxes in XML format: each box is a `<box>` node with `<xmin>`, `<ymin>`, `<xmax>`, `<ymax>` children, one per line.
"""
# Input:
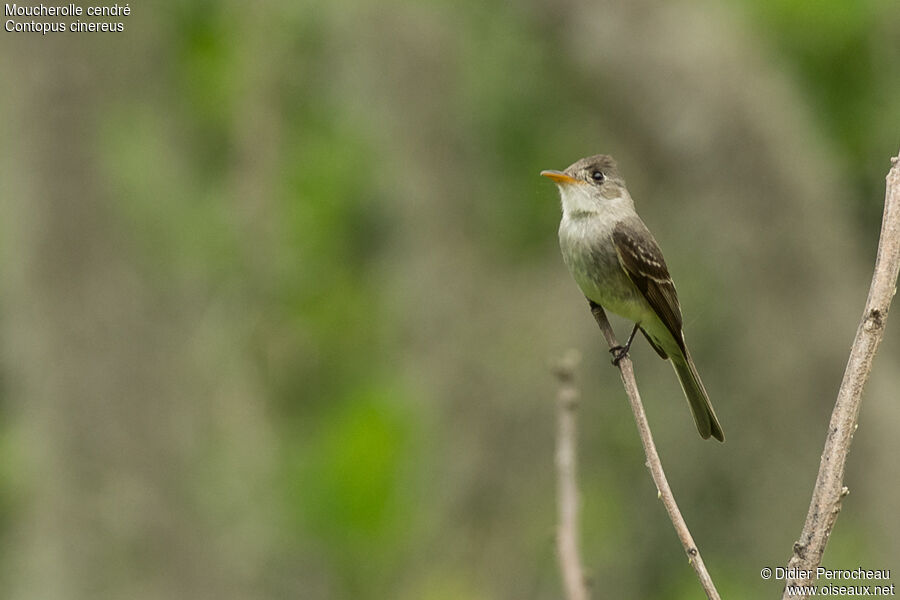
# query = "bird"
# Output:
<box><xmin>542</xmin><ymin>154</ymin><xmax>724</xmax><ymax>441</ymax></box>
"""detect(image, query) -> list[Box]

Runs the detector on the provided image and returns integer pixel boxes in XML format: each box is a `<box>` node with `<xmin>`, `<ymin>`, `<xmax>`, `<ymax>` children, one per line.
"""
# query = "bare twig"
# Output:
<box><xmin>589</xmin><ymin>305</ymin><xmax>721</xmax><ymax>600</ymax></box>
<box><xmin>552</xmin><ymin>350</ymin><xmax>590</xmax><ymax>600</ymax></box>
<box><xmin>781</xmin><ymin>150</ymin><xmax>900</xmax><ymax>598</ymax></box>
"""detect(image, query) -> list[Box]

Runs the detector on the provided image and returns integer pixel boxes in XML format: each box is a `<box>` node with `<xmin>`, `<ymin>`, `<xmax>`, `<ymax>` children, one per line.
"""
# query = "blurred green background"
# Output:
<box><xmin>1</xmin><ymin>0</ymin><xmax>899</xmax><ymax>598</ymax></box>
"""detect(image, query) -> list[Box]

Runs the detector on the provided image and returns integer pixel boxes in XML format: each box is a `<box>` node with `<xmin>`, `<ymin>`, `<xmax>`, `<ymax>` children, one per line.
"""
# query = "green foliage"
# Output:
<box><xmin>737</xmin><ymin>0</ymin><xmax>900</xmax><ymax>224</ymax></box>
<box><xmin>99</xmin><ymin>104</ymin><xmax>244</xmax><ymax>282</ymax></box>
<box><xmin>294</xmin><ymin>392</ymin><xmax>410</xmax><ymax>540</ymax></box>
<box><xmin>285</xmin><ymin>384</ymin><xmax>418</xmax><ymax>593</ymax></box>
<box><xmin>453</xmin><ymin>7</ymin><xmax>586</xmax><ymax>260</ymax></box>
<box><xmin>172</xmin><ymin>1</ymin><xmax>240</xmax><ymax>135</ymax></box>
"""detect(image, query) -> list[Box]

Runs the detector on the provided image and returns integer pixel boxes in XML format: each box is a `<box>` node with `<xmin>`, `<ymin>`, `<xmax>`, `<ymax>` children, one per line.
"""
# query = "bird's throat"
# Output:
<box><xmin>557</xmin><ymin>184</ymin><xmax>634</xmax><ymax>220</ymax></box>
<box><xmin>557</xmin><ymin>184</ymin><xmax>598</xmax><ymax>216</ymax></box>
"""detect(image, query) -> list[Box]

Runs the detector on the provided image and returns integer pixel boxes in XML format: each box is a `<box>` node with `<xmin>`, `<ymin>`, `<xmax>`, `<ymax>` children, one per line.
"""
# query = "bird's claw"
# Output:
<box><xmin>609</xmin><ymin>345</ymin><xmax>629</xmax><ymax>366</ymax></box>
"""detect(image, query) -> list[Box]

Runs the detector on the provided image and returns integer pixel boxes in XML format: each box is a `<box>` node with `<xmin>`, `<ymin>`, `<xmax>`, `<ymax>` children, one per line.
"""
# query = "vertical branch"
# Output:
<box><xmin>553</xmin><ymin>350</ymin><xmax>590</xmax><ymax>600</ymax></box>
<box><xmin>782</xmin><ymin>151</ymin><xmax>900</xmax><ymax>599</ymax></box>
<box><xmin>589</xmin><ymin>306</ymin><xmax>721</xmax><ymax>600</ymax></box>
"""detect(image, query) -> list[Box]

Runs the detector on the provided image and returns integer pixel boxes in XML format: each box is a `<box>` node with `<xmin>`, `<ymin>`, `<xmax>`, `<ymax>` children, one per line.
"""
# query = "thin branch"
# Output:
<box><xmin>552</xmin><ymin>350</ymin><xmax>590</xmax><ymax>600</ymax></box>
<box><xmin>589</xmin><ymin>305</ymin><xmax>721</xmax><ymax>600</ymax></box>
<box><xmin>781</xmin><ymin>150</ymin><xmax>900</xmax><ymax>599</ymax></box>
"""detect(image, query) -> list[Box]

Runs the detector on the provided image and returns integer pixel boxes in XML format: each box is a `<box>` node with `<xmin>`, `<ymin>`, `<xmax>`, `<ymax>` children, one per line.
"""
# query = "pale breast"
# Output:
<box><xmin>558</xmin><ymin>215</ymin><xmax>652</xmax><ymax>323</ymax></box>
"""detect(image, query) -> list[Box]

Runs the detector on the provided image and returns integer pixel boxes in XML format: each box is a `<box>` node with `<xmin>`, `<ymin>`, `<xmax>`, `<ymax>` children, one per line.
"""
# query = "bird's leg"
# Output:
<box><xmin>585</xmin><ymin>299</ymin><xmax>638</xmax><ymax>366</ymax></box>
<box><xmin>609</xmin><ymin>323</ymin><xmax>640</xmax><ymax>366</ymax></box>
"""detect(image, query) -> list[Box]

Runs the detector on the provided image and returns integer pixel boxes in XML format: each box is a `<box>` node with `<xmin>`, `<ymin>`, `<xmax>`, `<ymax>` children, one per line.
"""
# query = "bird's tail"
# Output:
<box><xmin>671</xmin><ymin>350</ymin><xmax>724</xmax><ymax>442</ymax></box>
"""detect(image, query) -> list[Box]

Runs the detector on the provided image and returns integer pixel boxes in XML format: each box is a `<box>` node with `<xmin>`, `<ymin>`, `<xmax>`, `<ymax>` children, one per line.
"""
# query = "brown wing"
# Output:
<box><xmin>612</xmin><ymin>219</ymin><xmax>686</xmax><ymax>354</ymax></box>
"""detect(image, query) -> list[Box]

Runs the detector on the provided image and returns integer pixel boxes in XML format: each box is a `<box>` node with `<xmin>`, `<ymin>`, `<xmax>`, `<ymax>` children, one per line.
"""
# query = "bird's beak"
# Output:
<box><xmin>540</xmin><ymin>170</ymin><xmax>579</xmax><ymax>185</ymax></box>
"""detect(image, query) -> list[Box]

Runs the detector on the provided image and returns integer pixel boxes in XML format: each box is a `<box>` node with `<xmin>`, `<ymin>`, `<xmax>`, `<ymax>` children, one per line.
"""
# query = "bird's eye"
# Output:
<box><xmin>591</xmin><ymin>170</ymin><xmax>605</xmax><ymax>182</ymax></box>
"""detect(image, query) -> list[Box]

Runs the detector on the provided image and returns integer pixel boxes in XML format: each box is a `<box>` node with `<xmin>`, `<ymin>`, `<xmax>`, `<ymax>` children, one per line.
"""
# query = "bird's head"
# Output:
<box><xmin>541</xmin><ymin>154</ymin><xmax>630</xmax><ymax>215</ymax></box>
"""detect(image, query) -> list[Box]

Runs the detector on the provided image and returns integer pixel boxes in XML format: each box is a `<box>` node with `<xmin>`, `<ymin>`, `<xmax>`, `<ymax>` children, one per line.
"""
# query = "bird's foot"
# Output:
<box><xmin>609</xmin><ymin>323</ymin><xmax>640</xmax><ymax>366</ymax></box>
<box><xmin>609</xmin><ymin>345</ymin><xmax>629</xmax><ymax>366</ymax></box>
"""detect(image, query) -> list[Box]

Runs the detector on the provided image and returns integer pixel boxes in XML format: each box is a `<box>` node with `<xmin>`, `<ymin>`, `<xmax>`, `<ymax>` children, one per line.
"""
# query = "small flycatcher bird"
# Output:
<box><xmin>542</xmin><ymin>154</ymin><xmax>724</xmax><ymax>441</ymax></box>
